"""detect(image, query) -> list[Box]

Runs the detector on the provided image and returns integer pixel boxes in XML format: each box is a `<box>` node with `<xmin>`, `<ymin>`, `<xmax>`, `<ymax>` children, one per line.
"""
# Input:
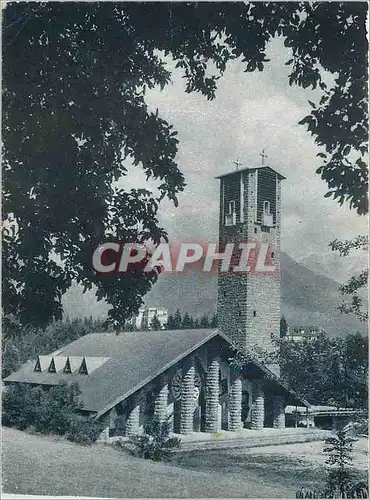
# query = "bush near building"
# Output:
<box><xmin>122</xmin><ymin>417</ymin><xmax>181</xmax><ymax>461</ymax></box>
<box><xmin>2</xmin><ymin>382</ymin><xmax>102</xmax><ymax>445</ymax></box>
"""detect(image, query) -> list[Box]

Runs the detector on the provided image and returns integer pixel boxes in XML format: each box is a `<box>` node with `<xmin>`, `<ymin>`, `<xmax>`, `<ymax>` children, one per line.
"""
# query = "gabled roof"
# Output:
<box><xmin>5</xmin><ymin>329</ymin><xmax>221</xmax><ymax>415</ymax></box>
<box><xmin>5</xmin><ymin>328</ymin><xmax>309</xmax><ymax>416</ymax></box>
<box><xmin>215</xmin><ymin>165</ymin><xmax>286</xmax><ymax>180</ymax></box>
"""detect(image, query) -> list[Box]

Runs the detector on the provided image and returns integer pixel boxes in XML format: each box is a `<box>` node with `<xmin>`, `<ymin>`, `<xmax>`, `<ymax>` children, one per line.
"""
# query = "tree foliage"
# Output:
<box><xmin>232</xmin><ymin>332</ymin><xmax>368</xmax><ymax>409</ymax></box>
<box><xmin>181</xmin><ymin>311</ymin><xmax>193</xmax><ymax>329</ymax></box>
<box><xmin>323</xmin><ymin>431</ymin><xmax>358</xmax><ymax>497</ymax></box>
<box><xmin>2</xmin><ymin>382</ymin><xmax>103</xmax><ymax>444</ymax></box>
<box><xmin>280</xmin><ymin>315</ymin><xmax>288</xmax><ymax>338</ymax></box>
<box><xmin>165</xmin><ymin>310</ymin><xmax>214</xmax><ymax>330</ymax></box>
<box><xmin>150</xmin><ymin>314</ymin><xmax>161</xmax><ymax>331</ymax></box>
<box><xmin>3</xmin><ymin>2</ymin><xmax>368</xmax><ymax>328</ymax></box>
<box><xmin>297</xmin><ymin>430</ymin><xmax>368</xmax><ymax>499</ymax></box>
<box><xmin>124</xmin><ymin>416</ymin><xmax>181</xmax><ymax>461</ymax></box>
<box><xmin>173</xmin><ymin>309</ymin><xmax>182</xmax><ymax>330</ymax></box>
<box><xmin>330</xmin><ymin>236</ymin><xmax>369</xmax><ymax>322</ymax></box>
<box><xmin>279</xmin><ymin>333</ymin><xmax>368</xmax><ymax>408</ymax></box>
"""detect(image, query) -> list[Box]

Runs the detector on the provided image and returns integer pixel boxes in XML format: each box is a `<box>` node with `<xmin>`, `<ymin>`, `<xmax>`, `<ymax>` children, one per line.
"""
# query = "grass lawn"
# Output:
<box><xmin>2</xmin><ymin>427</ymin><xmax>367</xmax><ymax>498</ymax></box>
<box><xmin>169</xmin><ymin>439</ymin><xmax>368</xmax><ymax>493</ymax></box>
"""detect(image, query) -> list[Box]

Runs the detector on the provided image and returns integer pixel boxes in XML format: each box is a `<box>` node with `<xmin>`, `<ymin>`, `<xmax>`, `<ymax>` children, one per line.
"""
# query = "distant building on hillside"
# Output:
<box><xmin>130</xmin><ymin>306</ymin><xmax>168</xmax><ymax>330</ymax></box>
<box><xmin>287</xmin><ymin>326</ymin><xmax>326</xmax><ymax>342</ymax></box>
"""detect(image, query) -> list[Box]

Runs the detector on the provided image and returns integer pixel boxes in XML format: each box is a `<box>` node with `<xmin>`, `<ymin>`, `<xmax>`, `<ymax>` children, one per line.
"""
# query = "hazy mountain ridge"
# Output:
<box><xmin>298</xmin><ymin>251</ymin><xmax>367</xmax><ymax>284</ymax></box>
<box><xmin>62</xmin><ymin>252</ymin><xmax>366</xmax><ymax>337</ymax></box>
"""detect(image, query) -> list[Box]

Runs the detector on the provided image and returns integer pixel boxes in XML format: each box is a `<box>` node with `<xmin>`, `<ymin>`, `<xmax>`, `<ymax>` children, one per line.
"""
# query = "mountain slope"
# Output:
<box><xmin>62</xmin><ymin>252</ymin><xmax>366</xmax><ymax>337</ymax></box>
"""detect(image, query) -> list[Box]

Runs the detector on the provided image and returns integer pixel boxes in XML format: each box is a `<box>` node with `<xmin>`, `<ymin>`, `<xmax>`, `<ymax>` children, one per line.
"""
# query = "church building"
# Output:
<box><xmin>4</xmin><ymin>163</ymin><xmax>309</xmax><ymax>438</ymax></box>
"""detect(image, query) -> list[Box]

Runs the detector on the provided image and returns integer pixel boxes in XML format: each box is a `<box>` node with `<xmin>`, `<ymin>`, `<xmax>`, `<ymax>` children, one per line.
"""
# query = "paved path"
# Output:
<box><xmin>176</xmin><ymin>427</ymin><xmax>331</xmax><ymax>451</ymax></box>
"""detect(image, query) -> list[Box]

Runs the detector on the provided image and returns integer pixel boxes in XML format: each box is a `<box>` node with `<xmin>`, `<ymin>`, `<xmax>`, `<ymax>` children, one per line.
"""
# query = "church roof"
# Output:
<box><xmin>5</xmin><ymin>328</ymin><xmax>309</xmax><ymax>416</ymax></box>
<box><xmin>215</xmin><ymin>165</ymin><xmax>287</xmax><ymax>180</ymax></box>
<box><xmin>4</xmin><ymin>329</ymin><xmax>222</xmax><ymax>416</ymax></box>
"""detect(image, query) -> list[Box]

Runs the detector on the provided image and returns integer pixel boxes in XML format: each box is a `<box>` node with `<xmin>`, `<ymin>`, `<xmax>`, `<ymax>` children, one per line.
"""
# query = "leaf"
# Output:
<box><xmin>298</xmin><ymin>116</ymin><xmax>311</xmax><ymax>126</ymax></box>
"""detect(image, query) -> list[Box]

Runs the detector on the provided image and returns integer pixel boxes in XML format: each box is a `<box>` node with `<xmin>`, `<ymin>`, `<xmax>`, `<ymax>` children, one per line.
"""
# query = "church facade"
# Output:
<box><xmin>4</xmin><ymin>164</ymin><xmax>309</xmax><ymax>438</ymax></box>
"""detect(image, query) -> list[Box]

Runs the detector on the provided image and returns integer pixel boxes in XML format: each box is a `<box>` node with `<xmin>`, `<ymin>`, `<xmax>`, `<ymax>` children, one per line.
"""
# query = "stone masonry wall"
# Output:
<box><xmin>217</xmin><ymin>168</ymin><xmax>282</xmax><ymax>363</ymax></box>
<box><xmin>273</xmin><ymin>395</ymin><xmax>286</xmax><ymax>429</ymax></box>
<box><xmin>229</xmin><ymin>373</ymin><xmax>242</xmax><ymax>431</ymax></box>
<box><xmin>251</xmin><ymin>381</ymin><xmax>265</xmax><ymax>430</ymax></box>
<box><xmin>205</xmin><ymin>356</ymin><xmax>220</xmax><ymax>432</ymax></box>
<box><xmin>126</xmin><ymin>393</ymin><xmax>141</xmax><ymax>436</ymax></box>
<box><xmin>180</xmin><ymin>358</ymin><xmax>195</xmax><ymax>434</ymax></box>
<box><xmin>154</xmin><ymin>377</ymin><xmax>169</xmax><ymax>424</ymax></box>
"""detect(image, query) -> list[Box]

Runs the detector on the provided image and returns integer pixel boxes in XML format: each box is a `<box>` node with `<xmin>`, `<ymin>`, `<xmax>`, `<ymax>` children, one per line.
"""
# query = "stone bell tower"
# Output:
<box><xmin>216</xmin><ymin>158</ymin><xmax>285</xmax><ymax>365</ymax></box>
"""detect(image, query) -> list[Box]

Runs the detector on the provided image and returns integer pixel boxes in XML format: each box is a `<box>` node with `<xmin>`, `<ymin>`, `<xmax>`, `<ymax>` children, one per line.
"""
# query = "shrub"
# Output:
<box><xmin>2</xmin><ymin>383</ymin><xmax>45</xmax><ymax>430</ymax></box>
<box><xmin>323</xmin><ymin>429</ymin><xmax>358</xmax><ymax>496</ymax></box>
<box><xmin>296</xmin><ymin>428</ymin><xmax>367</xmax><ymax>498</ymax></box>
<box><xmin>2</xmin><ymin>381</ymin><xmax>101</xmax><ymax>445</ymax></box>
<box><xmin>2</xmin><ymin>343</ymin><xmax>21</xmax><ymax>378</ymax></box>
<box><xmin>66</xmin><ymin>416</ymin><xmax>103</xmax><ymax>445</ymax></box>
<box><xmin>128</xmin><ymin>417</ymin><xmax>181</xmax><ymax>461</ymax></box>
<box><xmin>32</xmin><ymin>383</ymin><xmax>82</xmax><ymax>435</ymax></box>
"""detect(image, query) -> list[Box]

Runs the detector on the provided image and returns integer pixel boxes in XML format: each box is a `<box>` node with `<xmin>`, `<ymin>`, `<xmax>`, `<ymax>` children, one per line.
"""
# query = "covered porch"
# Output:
<box><xmin>98</xmin><ymin>335</ymin><xmax>309</xmax><ymax>441</ymax></box>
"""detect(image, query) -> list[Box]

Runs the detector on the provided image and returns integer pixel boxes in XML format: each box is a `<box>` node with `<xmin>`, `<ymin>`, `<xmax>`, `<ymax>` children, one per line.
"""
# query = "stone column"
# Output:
<box><xmin>97</xmin><ymin>412</ymin><xmax>111</xmax><ymax>442</ymax></box>
<box><xmin>126</xmin><ymin>393</ymin><xmax>141</xmax><ymax>436</ymax></box>
<box><xmin>272</xmin><ymin>395</ymin><xmax>285</xmax><ymax>429</ymax></box>
<box><xmin>98</xmin><ymin>425</ymin><xmax>110</xmax><ymax>443</ymax></box>
<box><xmin>154</xmin><ymin>377</ymin><xmax>169</xmax><ymax>425</ymax></box>
<box><xmin>180</xmin><ymin>358</ymin><xmax>195</xmax><ymax>434</ymax></box>
<box><xmin>229</xmin><ymin>372</ymin><xmax>242</xmax><ymax>432</ymax></box>
<box><xmin>205</xmin><ymin>357</ymin><xmax>220</xmax><ymax>432</ymax></box>
<box><xmin>251</xmin><ymin>381</ymin><xmax>265</xmax><ymax>430</ymax></box>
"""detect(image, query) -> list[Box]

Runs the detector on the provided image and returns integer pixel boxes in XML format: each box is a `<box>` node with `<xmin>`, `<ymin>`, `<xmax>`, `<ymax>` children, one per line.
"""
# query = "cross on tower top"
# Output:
<box><xmin>259</xmin><ymin>149</ymin><xmax>268</xmax><ymax>166</ymax></box>
<box><xmin>233</xmin><ymin>158</ymin><xmax>242</xmax><ymax>171</ymax></box>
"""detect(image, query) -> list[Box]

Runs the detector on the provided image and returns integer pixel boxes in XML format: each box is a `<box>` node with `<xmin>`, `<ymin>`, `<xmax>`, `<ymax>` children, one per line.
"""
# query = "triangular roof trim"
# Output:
<box><xmin>48</xmin><ymin>358</ymin><xmax>56</xmax><ymax>373</ymax></box>
<box><xmin>53</xmin><ymin>356</ymin><xmax>67</xmax><ymax>372</ymax></box>
<box><xmin>36</xmin><ymin>355</ymin><xmax>52</xmax><ymax>372</ymax></box>
<box><xmin>68</xmin><ymin>356</ymin><xmax>84</xmax><ymax>373</ymax></box>
<box><xmin>63</xmin><ymin>358</ymin><xmax>72</xmax><ymax>373</ymax></box>
<box><xmin>79</xmin><ymin>357</ymin><xmax>88</xmax><ymax>375</ymax></box>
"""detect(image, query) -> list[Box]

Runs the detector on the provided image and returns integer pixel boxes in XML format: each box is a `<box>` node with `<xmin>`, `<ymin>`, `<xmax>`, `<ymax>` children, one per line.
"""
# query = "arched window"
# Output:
<box><xmin>263</xmin><ymin>201</ymin><xmax>270</xmax><ymax>214</ymax></box>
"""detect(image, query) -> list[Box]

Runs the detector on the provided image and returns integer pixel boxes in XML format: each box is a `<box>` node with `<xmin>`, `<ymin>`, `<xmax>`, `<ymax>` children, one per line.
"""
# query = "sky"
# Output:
<box><xmin>119</xmin><ymin>37</ymin><xmax>367</xmax><ymax>281</ymax></box>
<box><xmin>63</xmin><ymin>36</ymin><xmax>367</xmax><ymax>317</ymax></box>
